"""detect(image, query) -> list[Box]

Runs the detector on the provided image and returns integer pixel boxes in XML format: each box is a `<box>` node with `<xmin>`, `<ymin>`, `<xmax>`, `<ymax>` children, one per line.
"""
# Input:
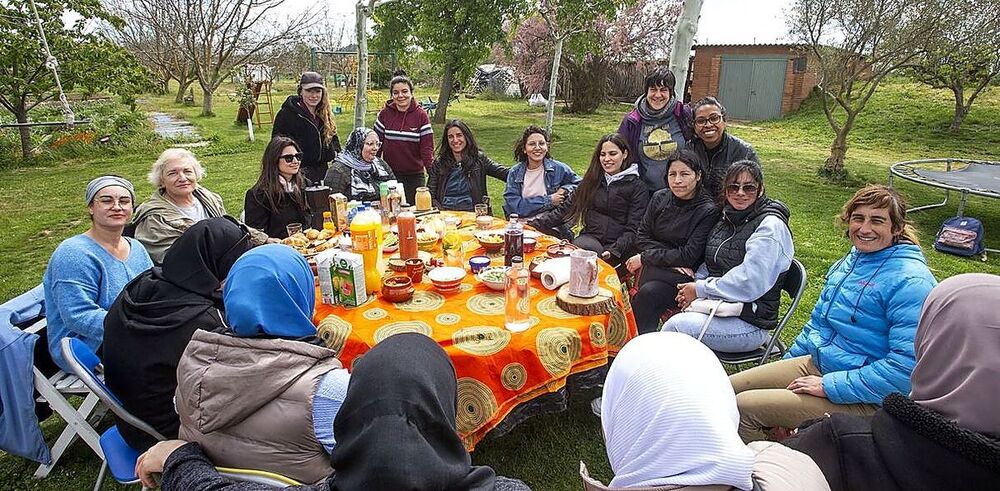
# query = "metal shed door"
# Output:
<box><xmin>718</xmin><ymin>56</ymin><xmax>787</xmax><ymax>120</ymax></box>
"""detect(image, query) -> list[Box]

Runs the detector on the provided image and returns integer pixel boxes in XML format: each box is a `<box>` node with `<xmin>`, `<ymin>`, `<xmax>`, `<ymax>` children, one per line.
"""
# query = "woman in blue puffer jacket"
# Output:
<box><xmin>730</xmin><ymin>185</ymin><xmax>937</xmax><ymax>442</ymax></box>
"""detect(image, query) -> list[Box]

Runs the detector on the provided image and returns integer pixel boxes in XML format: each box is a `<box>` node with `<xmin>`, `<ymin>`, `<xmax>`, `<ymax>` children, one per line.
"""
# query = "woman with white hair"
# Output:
<box><xmin>131</xmin><ymin>148</ymin><xmax>232</xmax><ymax>263</ymax></box>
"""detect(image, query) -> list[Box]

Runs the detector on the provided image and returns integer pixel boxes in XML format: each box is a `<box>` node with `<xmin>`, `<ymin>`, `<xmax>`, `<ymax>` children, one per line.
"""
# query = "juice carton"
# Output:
<box><xmin>316</xmin><ymin>249</ymin><xmax>340</xmax><ymax>306</ymax></box>
<box><xmin>331</xmin><ymin>250</ymin><xmax>368</xmax><ymax>307</ymax></box>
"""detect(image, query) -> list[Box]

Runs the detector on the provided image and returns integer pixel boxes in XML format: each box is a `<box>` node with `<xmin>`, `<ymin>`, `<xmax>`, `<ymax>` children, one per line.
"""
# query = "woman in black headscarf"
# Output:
<box><xmin>322</xmin><ymin>127</ymin><xmax>396</xmax><ymax>202</ymax></box>
<box><xmin>135</xmin><ymin>333</ymin><xmax>532</xmax><ymax>490</ymax></box>
<box><xmin>103</xmin><ymin>216</ymin><xmax>252</xmax><ymax>451</ymax></box>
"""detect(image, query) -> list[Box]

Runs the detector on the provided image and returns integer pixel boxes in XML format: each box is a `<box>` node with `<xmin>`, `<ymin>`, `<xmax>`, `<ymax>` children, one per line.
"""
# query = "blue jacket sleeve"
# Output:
<box><xmin>822</xmin><ymin>276</ymin><xmax>935</xmax><ymax>404</ymax></box>
<box><xmin>557</xmin><ymin>164</ymin><xmax>582</xmax><ymax>194</ymax></box>
<box><xmin>503</xmin><ymin>170</ymin><xmax>551</xmax><ymax>218</ymax></box>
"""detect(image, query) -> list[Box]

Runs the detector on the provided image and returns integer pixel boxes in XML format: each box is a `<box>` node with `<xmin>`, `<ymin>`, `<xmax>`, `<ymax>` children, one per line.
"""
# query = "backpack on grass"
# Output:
<box><xmin>934</xmin><ymin>216</ymin><xmax>985</xmax><ymax>257</ymax></box>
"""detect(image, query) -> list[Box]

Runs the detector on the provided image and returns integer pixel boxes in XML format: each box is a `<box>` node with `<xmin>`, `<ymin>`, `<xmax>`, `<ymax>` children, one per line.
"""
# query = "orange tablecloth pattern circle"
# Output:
<box><xmin>312</xmin><ymin>212</ymin><xmax>637</xmax><ymax>450</ymax></box>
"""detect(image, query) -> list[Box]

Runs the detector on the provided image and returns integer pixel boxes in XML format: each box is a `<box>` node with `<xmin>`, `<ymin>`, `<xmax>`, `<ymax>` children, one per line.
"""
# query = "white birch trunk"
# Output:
<box><xmin>545</xmin><ymin>36</ymin><xmax>564</xmax><ymax>135</ymax></box>
<box><xmin>669</xmin><ymin>0</ymin><xmax>703</xmax><ymax>100</ymax></box>
<box><xmin>354</xmin><ymin>1</ymin><xmax>370</xmax><ymax>129</ymax></box>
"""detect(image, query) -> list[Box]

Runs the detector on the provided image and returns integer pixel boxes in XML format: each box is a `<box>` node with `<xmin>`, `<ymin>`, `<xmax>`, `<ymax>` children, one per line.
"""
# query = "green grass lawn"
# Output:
<box><xmin>1</xmin><ymin>80</ymin><xmax>998</xmax><ymax>490</ymax></box>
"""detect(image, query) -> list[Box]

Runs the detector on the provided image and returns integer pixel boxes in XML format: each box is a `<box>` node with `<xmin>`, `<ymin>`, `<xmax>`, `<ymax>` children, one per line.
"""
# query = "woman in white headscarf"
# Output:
<box><xmin>581</xmin><ymin>332</ymin><xmax>829</xmax><ymax>491</ymax></box>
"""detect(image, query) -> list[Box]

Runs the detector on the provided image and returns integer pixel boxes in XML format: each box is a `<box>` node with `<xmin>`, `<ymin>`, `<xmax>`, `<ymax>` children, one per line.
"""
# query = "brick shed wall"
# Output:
<box><xmin>690</xmin><ymin>45</ymin><xmax>818</xmax><ymax>117</ymax></box>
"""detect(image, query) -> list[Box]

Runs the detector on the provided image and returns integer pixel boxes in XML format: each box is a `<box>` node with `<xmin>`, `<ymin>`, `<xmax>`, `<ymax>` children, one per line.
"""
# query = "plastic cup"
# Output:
<box><xmin>286</xmin><ymin>222</ymin><xmax>303</xmax><ymax>237</ymax></box>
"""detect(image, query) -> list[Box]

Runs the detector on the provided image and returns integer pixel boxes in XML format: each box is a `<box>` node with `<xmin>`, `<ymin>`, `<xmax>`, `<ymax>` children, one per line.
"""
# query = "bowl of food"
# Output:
<box><xmin>383</xmin><ymin>232</ymin><xmax>399</xmax><ymax>253</ymax></box>
<box><xmin>387</xmin><ymin>257</ymin><xmax>407</xmax><ymax>273</ymax></box>
<box><xmin>475</xmin><ymin>231</ymin><xmax>505</xmax><ymax>254</ymax></box>
<box><xmin>416</xmin><ymin>231</ymin><xmax>439</xmax><ymax>252</ymax></box>
<box><xmin>381</xmin><ymin>275</ymin><xmax>415</xmax><ymax>303</ymax></box>
<box><xmin>477</xmin><ymin>266</ymin><xmax>509</xmax><ymax>291</ymax></box>
<box><xmin>427</xmin><ymin>266</ymin><xmax>466</xmax><ymax>293</ymax></box>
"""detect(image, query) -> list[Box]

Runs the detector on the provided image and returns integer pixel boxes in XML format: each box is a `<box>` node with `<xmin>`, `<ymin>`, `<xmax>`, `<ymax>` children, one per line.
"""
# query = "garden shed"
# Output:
<box><xmin>688</xmin><ymin>43</ymin><xmax>818</xmax><ymax>121</ymax></box>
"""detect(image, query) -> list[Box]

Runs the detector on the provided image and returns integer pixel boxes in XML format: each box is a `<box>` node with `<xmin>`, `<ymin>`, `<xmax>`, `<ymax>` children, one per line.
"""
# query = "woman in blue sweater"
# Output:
<box><xmin>731</xmin><ymin>185</ymin><xmax>937</xmax><ymax>442</ymax></box>
<box><xmin>43</xmin><ymin>176</ymin><xmax>153</xmax><ymax>372</ymax></box>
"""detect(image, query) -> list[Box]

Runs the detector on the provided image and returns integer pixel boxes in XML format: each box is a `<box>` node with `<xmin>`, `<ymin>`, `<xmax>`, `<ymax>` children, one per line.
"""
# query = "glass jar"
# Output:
<box><xmin>415</xmin><ymin>186</ymin><xmax>433</xmax><ymax>211</ymax></box>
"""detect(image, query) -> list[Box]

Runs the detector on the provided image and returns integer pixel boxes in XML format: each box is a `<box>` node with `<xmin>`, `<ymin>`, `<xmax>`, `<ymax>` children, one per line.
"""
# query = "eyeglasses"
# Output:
<box><xmin>726</xmin><ymin>183</ymin><xmax>759</xmax><ymax>195</ymax></box>
<box><xmin>364</xmin><ymin>140</ymin><xmax>381</xmax><ymax>148</ymax></box>
<box><xmin>279</xmin><ymin>153</ymin><xmax>303</xmax><ymax>163</ymax></box>
<box><xmin>94</xmin><ymin>196</ymin><xmax>133</xmax><ymax>207</ymax></box>
<box><xmin>694</xmin><ymin>113</ymin><xmax>724</xmax><ymax>127</ymax></box>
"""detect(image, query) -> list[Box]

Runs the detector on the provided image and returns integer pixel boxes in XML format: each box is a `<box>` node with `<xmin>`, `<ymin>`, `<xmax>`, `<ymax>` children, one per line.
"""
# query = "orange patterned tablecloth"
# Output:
<box><xmin>312</xmin><ymin>212</ymin><xmax>637</xmax><ymax>450</ymax></box>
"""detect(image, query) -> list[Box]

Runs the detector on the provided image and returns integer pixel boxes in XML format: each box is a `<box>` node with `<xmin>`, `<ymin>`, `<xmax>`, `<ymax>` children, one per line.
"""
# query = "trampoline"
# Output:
<box><xmin>889</xmin><ymin>158</ymin><xmax>999</xmax><ymax>252</ymax></box>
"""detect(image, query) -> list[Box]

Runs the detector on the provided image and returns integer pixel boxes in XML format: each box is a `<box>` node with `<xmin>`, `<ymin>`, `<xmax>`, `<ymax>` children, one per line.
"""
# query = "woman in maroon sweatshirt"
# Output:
<box><xmin>374</xmin><ymin>74</ymin><xmax>434</xmax><ymax>204</ymax></box>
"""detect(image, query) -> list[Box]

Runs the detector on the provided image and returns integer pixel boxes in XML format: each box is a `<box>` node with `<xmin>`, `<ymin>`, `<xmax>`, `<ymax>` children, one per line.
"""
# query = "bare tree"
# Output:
<box><xmin>789</xmin><ymin>0</ymin><xmax>948</xmax><ymax>180</ymax></box>
<box><xmin>910</xmin><ymin>0</ymin><xmax>1000</xmax><ymax>132</ymax></box>
<box><xmin>105</xmin><ymin>0</ymin><xmax>196</xmax><ymax>103</ymax></box>
<box><xmin>135</xmin><ymin>0</ymin><xmax>318</xmax><ymax>116</ymax></box>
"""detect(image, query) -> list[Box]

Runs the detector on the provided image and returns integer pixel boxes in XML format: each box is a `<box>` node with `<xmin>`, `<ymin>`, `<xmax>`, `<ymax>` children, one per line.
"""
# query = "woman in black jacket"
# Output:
<box><xmin>427</xmin><ymin>119</ymin><xmax>509</xmax><ymax>211</ymax></box>
<box><xmin>627</xmin><ymin>148</ymin><xmax>719</xmax><ymax>334</ymax></box>
<box><xmin>103</xmin><ymin>217</ymin><xmax>252</xmax><ymax>451</ymax></box>
<box><xmin>785</xmin><ymin>273</ymin><xmax>1000</xmax><ymax>491</ymax></box>
<box><xmin>272</xmin><ymin>72</ymin><xmax>341</xmax><ymax>184</ymax></box>
<box><xmin>244</xmin><ymin>136</ymin><xmax>311</xmax><ymax>239</ymax></box>
<box><xmin>527</xmin><ymin>133</ymin><xmax>648</xmax><ymax>259</ymax></box>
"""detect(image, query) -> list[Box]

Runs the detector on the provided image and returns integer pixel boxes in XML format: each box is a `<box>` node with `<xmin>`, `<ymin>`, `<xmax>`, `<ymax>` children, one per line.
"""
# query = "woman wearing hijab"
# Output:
<box><xmin>582</xmin><ymin>332</ymin><xmax>829</xmax><ymax>491</ymax></box>
<box><xmin>44</xmin><ymin>175</ymin><xmax>153</xmax><ymax>372</ymax></box>
<box><xmin>170</xmin><ymin>244</ymin><xmax>349</xmax><ymax>484</ymax></box>
<box><xmin>785</xmin><ymin>273</ymin><xmax>1000</xmax><ymax>490</ymax></box>
<box><xmin>731</xmin><ymin>185</ymin><xmax>936</xmax><ymax>442</ymax></box>
<box><xmin>323</xmin><ymin>127</ymin><xmax>396</xmax><ymax>203</ymax></box>
<box><xmin>103</xmin><ymin>217</ymin><xmax>253</xmax><ymax>452</ymax></box>
<box><xmin>136</xmin><ymin>333</ymin><xmax>532</xmax><ymax>490</ymax></box>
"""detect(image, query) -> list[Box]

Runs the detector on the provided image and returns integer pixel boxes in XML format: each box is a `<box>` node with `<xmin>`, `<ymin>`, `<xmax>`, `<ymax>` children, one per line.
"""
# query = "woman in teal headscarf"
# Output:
<box><xmin>170</xmin><ymin>244</ymin><xmax>349</xmax><ymax>483</ymax></box>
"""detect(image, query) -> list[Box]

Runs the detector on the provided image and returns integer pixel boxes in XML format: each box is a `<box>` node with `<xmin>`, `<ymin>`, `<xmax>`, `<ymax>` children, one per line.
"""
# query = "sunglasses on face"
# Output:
<box><xmin>279</xmin><ymin>153</ymin><xmax>303</xmax><ymax>163</ymax></box>
<box><xmin>726</xmin><ymin>183</ymin><xmax>759</xmax><ymax>195</ymax></box>
<box><xmin>694</xmin><ymin>113</ymin><xmax>724</xmax><ymax>127</ymax></box>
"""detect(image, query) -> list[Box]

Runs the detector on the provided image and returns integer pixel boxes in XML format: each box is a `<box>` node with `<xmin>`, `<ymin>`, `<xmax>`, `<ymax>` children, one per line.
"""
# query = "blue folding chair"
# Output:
<box><xmin>61</xmin><ymin>338</ymin><xmax>166</xmax><ymax>490</ymax></box>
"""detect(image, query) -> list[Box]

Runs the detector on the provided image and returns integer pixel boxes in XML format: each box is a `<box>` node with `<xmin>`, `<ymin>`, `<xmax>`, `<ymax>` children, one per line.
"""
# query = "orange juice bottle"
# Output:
<box><xmin>350</xmin><ymin>207</ymin><xmax>381</xmax><ymax>295</ymax></box>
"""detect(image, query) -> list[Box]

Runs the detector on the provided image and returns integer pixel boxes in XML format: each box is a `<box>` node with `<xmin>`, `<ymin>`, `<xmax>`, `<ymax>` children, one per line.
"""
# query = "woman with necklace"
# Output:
<box><xmin>43</xmin><ymin>175</ymin><xmax>153</xmax><ymax>372</ymax></box>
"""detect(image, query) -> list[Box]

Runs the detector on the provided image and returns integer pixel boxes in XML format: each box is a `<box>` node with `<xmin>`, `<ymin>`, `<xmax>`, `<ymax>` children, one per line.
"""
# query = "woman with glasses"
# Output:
<box><xmin>132</xmin><ymin>148</ymin><xmax>257</xmax><ymax>264</ymax></box>
<box><xmin>732</xmin><ymin>185</ymin><xmax>936</xmax><ymax>443</ymax></box>
<box><xmin>685</xmin><ymin>97</ymin><xmax>759</xmax><ymax>197</ymax></box>
<box><xmin>628</xmin><ymin>148</ymin><xmax>718</xmax><ymax>334</ymax></box>
<box><xmin>244</xmin><ymin>136</ymin><xmax>313</xmax><ymax>239</ymax></box>
<box><xmin>43</xmin><ymin>176</ymin><xmax>153</xmax><ymax>372</ymax></box>
<box><xmin>663</xmin><ymin>160</ymin><xmax>794</xmax><ymax>353</ymax></box>
<box><xmin>503</xmin><ymin>125</ymin><xmax>581</xmax><ymax>236</ymax></box>
<box><xmin>104</xmin><ymin>217</ymin><xmax>253</xmax><ymax>451</ymax></box>
<box><xmin>272</xmin><ymin>72</ymin><xmax>341</xmax><ymax>184</ymax></box>
<box><xmin>323</xmin><ymin>127</ymin><xmax>396</xmax><ymax>203</ymax></box>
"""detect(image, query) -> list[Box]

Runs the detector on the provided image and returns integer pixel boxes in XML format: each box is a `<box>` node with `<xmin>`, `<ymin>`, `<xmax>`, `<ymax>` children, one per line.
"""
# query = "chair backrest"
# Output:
<box><xmin>60</xmin><ymin>338</ymin><xmax>167</xmax><ymax>441</ymax></box>
<box><xmin>757</xmin><ymin>258</ymin><xmax>808</xmax><ymax>362</ymax></box>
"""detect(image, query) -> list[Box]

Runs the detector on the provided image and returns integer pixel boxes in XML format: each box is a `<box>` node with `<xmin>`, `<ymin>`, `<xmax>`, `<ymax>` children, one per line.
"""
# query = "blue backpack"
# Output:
<box><xmin>934</xmin><ymin>216</ymin><xmax>985</xmax><ymax>257</ymax></box>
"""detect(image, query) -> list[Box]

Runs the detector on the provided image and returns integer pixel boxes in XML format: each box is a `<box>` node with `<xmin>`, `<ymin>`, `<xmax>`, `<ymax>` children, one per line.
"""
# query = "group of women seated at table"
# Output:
<box><xmin>35</xmin><ymin>65</ymin><xmax>996</xmax><ymax>489</ymax></box>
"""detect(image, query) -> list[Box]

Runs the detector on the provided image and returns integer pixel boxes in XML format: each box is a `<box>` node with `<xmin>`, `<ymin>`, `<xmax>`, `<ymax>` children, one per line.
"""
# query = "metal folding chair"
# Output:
<box><xmin>62</xmin><ymin>337</ymin><xmax>167</xmax><ymax>490</ymax></box>
<box><xmin>1</xmin><ymin>285</ymin><xmax>107</xmax><ymax>479</ymax></box>
<box><xmin>714</xmin><ymin>258</ymin><xmax>808</xmax><ymax>367</ymax></box>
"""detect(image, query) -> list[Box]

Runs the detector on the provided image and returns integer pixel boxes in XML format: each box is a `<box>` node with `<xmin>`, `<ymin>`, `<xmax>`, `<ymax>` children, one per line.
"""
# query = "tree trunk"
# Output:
<box><xmin>354</xmin><ymin>1</ymin><xmax>370</xmax><ymax>129</ymax></box>
<box><xmin>821</xmin><ymin>114</ymin><xmax>856</xmax><ymax>181</ymax></box>
<box><xmin>545</xmin><ymin>36</ymin><xmax>564</xmax><ymax>135</ymax></box>
<box><xmin>201</xmin><ymin>84</ymin><xmax>214</xmax><ymax>116</ymax></box>
<box><xmin>434</xmin><ymin>58</ymin><xmax>455</xmax><ymax>124</ymax></box>
<box><xmin>669</xmin><ymin>0</ymin><xmax>703</xmax><ymax>101</ymax></box>
<box><xmin>949</xmin><ymin>86</ymin><xmax>968</xmax><ymax>133</ymax></box>
<box><xmin>16</xmin><ymin>105</ymin><xmax>32</xmax><ymax>160</ymax></box>
<box><xmin>175</xmin><ymin>77</ymin><xmax>193</xmax><ymax>104</ymax></box>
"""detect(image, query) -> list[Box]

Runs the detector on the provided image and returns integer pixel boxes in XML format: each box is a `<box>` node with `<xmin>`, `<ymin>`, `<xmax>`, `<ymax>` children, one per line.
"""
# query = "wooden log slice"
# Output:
<box><xmin>555</xmin><ymin>285</ymin><xmax>615</xmax><ymax>316</ymax></box>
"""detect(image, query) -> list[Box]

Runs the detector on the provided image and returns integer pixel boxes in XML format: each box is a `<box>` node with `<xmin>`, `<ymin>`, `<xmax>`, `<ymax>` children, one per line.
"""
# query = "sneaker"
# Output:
<box><xmin>590</xmin><ymin>396</ymin><xmax>602</xmax><ymax>417</ymax></box>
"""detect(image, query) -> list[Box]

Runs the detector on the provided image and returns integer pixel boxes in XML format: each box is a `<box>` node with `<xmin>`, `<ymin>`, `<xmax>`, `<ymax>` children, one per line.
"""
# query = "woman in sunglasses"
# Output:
<box><xmin>323</xmin><ymin>127</ymin><xmax>396</xmax><ymax>203</ymax></box>
<box><xmin>104</xmin><ymin>217</ymin><xmax>253</xmax><ymax>452</ymax></box>
<box><xmin>244</xmin><ymin>136</ymin><xmax>313</xmax><ymax>239</ymax></box>
<box><xmin>663</xmin><ymin>160</ymin><xmax>794</xmax><ymax>354</ymax></box>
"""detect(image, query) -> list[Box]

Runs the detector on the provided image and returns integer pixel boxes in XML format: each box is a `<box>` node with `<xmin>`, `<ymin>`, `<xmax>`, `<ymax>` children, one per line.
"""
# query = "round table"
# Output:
<box><xmin>312</xmin><ymin>212</ymin><xmax>637</xmax><ymax>450</ymax></box>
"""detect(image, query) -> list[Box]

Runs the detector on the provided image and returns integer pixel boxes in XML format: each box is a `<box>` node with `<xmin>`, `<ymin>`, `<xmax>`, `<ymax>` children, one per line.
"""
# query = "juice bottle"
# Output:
<box><xmin>504</xmin><ymin>214</ymin><xmax>524</xmax><ymax>267</ymax></box>
<box><xmin>322</xmin><ymin>211</ymin><xmax>335</xmax><ymax>231</ymax></box>
<box><xmin>397</xmin><ymin>211</ymin><xmax>418</xmax><ymax>259</ymax></box>
<box><xmin>350</xmin><ymin>206</ymin><xmax>381</xmax><ymax>295</ymax></box>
